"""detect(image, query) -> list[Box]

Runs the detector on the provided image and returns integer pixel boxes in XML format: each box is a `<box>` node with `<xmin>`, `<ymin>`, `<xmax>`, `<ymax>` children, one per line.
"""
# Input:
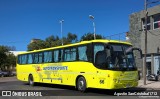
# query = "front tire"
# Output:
<box><xmin>28</xmin><ymin>75</ymin><xmax>34</xmax><ymax>86</ymax></box>
<box><xmin>77</xmin><ymin>77</ymin><xmax>87</xmax><ymax>92</ymax></box>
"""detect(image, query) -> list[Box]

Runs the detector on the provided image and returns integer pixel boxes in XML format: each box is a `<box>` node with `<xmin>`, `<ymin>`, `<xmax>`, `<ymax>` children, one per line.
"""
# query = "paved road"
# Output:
<box><xmin>0</xmin><ymin>77</ymin><xmax>159</xmax><ymax>99</ymax></box>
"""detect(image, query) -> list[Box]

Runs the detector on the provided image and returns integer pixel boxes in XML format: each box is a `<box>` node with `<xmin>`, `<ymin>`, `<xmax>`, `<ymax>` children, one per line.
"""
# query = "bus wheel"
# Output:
<box><xmin>77</xmin><ymin>77</ymin><xmax>87</xmax><ymax>92</ymax></box>
<box><xmin>28</xmin><ymin>75</ymin><xmax>34</xmax><ymax>86</ymax></box>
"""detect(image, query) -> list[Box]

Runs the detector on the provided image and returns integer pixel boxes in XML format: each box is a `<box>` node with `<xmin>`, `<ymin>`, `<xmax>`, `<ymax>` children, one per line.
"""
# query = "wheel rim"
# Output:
<box><xmin>77</xmin><ymin>77</ymin><xmax>86</xmax><ymax>91</ymax></box>
<box><xmin>29</xmin><ymin>76</ymin><xmax>33</xmax><ymax>85</ymax></box>
<box><xmin>79</xmin><ymin>80</ymin><xmax>84</xmax><ymax>90</ymax></box>
<box><xmin>30</xmin><ymin>79</ymin><xmax>33</xmax><ymax>85</ymax></box>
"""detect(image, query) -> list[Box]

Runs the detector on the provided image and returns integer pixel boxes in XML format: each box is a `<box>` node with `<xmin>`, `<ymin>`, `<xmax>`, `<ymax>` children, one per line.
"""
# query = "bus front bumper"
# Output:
<box><xmin>109</xmin><ymin>80</ymin><xmax>138</xmax><ymax>89</ymax></box>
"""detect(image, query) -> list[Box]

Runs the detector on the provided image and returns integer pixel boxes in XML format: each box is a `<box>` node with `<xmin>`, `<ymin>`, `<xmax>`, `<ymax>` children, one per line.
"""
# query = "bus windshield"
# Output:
<box><xmin>109</xmin><ymin>44</ymin><xmax>136</xmax><ymax>70</ymax></box>
<box><xmin>95</xmin><ymin>44</ymin><xmax>139</xmax><ymax>71</ymax></box>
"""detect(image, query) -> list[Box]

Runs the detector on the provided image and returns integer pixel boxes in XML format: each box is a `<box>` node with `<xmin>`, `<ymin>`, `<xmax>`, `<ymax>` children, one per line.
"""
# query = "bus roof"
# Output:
<box><xmin>18</xmin><ymin>39</ymin><xmax>131</xmax><ymax>55</ymax></box>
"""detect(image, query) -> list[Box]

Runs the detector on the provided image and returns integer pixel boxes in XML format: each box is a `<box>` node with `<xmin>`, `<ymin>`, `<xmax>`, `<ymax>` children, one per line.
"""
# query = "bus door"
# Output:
<box><xmin>94</xmin><ymin>43</ymin><xmax>107</xmax><ymax>87</ymax></box>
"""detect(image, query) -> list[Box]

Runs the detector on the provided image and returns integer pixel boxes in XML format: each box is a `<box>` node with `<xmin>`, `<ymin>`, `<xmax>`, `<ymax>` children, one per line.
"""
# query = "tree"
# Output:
<box><xmin>45</xmin><ymin>35</ymin><xmax>60</xmax><ymax>47</ymax></box>
<box><xmin>0</xmin><ymin>46</ymin><xmax>8</xmax><ymax>69</ymax></box>
<box><xmin>0</xmin><ymin>46</ymin><xmax>16</xmax><ymax>71</ymax></box>
<box><xmin>80</xmin><ymin>33</ymin><xmax>105</xmax><ymax>41</ymax></box>
<box><xmin>67</xmin><ymin>32</ymin><xmax>78</xmax><ymax>43</ymax></box>
<box><xmin>27</xmin><ymin>33</ymin><xmax>78</xmax><ymax>51</ymax></box>
<box><xmin>62</xmin><ymin>32</ymin><xmax>78</xmax><ymax>45</ymax></box>
<box><xmin>2</xmin><ymin>53</ymin><xmax>16</xmax><ymax>71</ymax></box>
<box><xmin>27</xmin><ymin>39</ymin><xmax>47</xmax><ymax>51</ymax></box>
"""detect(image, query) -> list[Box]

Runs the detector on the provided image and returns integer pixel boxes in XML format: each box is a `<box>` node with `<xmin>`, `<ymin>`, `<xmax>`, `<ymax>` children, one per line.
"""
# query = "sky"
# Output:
<box><xmin>0</xmin><ymin>0</ymin><xmax>145</xmax><ymax>51</ymax></box>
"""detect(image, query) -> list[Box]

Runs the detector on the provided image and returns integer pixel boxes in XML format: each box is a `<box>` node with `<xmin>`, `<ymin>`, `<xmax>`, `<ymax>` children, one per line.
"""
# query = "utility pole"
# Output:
<box><xmin>60</xmin><ymin>20</ymin><xmax>64</xmax><ymax>45</ymax></box>
<box><xmin>143</xmin><ymin>0</ymin><xmax>160</xmax><ymax>85</ymax></box>
<box><xmin>89</xmin><ymin>15</ymin><xmax>96</xmax><ymax>40</ymax></box>
<box><xmin>143</xmin><ymin>0</ymin><xmax>147</xmax><ymax>85</ymax></box>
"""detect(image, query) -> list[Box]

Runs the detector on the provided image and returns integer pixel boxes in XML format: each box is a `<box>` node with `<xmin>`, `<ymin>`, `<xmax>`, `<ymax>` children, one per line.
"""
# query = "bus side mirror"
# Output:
<box><xmin>132</xmin><ymin>48</ymin><xmax>142</xmax><ymax>59</ymax></box>
<box><xmin>126</xmin><ymin>47</ymin><xmax>142</xmax><ymax>59</ymax></box>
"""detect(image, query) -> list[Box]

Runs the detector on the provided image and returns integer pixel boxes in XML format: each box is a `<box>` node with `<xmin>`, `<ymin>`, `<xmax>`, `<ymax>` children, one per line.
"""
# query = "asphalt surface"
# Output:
<box><xmin>0</xmin><ymin>77</ymin><xmax>159</xmax><ymax>99</ymax></box>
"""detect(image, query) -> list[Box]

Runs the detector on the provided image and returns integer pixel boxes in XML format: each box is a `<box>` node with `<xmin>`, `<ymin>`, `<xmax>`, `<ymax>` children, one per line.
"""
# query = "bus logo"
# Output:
<box><xmin>43</xmin><ymin>66</ymin><xmax>68</xmax><ymax>71</ymax></box>
<box><xmin>36</xmin><ymin>66</ymin><xmax>41</xmax><ymax>72</ymax></box>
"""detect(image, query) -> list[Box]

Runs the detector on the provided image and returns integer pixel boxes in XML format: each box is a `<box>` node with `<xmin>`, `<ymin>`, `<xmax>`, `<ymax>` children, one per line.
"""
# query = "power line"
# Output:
<box><xmin>105</xmin><ymin>32</ymin><xmax>127</xmax><ymax>41</ymax></box>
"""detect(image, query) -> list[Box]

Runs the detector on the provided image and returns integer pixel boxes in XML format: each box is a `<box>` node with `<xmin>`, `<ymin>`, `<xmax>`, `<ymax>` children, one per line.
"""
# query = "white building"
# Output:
<box><xmin>9</xmin><ymin>51</ymin><xmax>26</xmax><ymax>56</ymax></box>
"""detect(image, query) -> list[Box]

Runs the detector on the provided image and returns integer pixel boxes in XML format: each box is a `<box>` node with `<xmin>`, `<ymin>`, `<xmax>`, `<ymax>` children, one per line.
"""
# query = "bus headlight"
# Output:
<box><xmin>113</xmin><ymin>79</ymin><xmax>120</xmax><ymax>83</ymax></box>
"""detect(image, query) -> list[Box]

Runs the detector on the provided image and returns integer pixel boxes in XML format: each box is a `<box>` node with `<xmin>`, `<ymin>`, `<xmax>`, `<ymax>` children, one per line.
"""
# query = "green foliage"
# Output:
<box><xmin>2</xmin><ymin>53</ymin><xmax>16</xmax><ymax>70</ymax></box>
<box><xmin>0</xmin><ymin>46</ymin><xmax>8</xmax><ymax>67</ymax></box>
<box><xmin>27</xmin><ymin>40</ymin><xmax>47</xmax><ymax>51</ymax></box>
<box><xmin>45</xmin><ymin>35</ymin><xmax>60</xmax><ymax>47</ymax></box>
<box><xmin>67</xmin><ymin>32</ymin><xmax>78</xmax><ymax>43</ymax></box>
<box><xmin>0</xmin><ymin>46</ymin><xmax>16</xmax><ymax>71</ymax></box>
<box><xmin>27</xmin><ymin>32</ymin><xmax>78</xmax><ymax>51</ymax></box>
<box><xmin>27</xmin><ymin>32</ymin><xmax>104</xmax><ymax>51</ymax></box>
<box><xmin>80</xmin><ymin>33</ymin><xmax>105</xmax><ymax>41</ymax></box>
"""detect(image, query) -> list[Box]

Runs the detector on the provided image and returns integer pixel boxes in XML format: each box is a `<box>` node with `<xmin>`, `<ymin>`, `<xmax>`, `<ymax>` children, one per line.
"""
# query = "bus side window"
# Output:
<box><xmin>86</xmin><ymin>44</ymin><xmax>93</xmax><ymax>62</ymax></box>
<box><xmin>78</xmin><ymin>46</ymin><xmax>88</xmax><ymax>61</ymax></box>
<box><xmin>64</xmin><ymin>49</ymin><xmax>70</xmax><ymax>61</ymax></box>
<box><xmin>18</xmin><ymin>55</ymin><xmax>22</xmax><ymax>64</ymax></box>
<box><xmin>54</xmin><ymin>50</ymin><xmax>59</xmax><ymax>62</ymax></box>
<box><xmin>34</xmin><ymin>53</ymin><xmax>38</xmax><ymax>63</ymax></box>
<box><xmin>21</xmin><ymin>54</ymin><xmax>27</xmax><ymax>64</ymax></box>
<box><xmin>39</xmin><ymin>53</ymin><xmax>43</xmax><ymax>63</ymax></box>
<box><xmin>94</xmin><ymin>44</ymin><xmax>104</xmax><ymax>64</ymax></box>
<box><xmin>44</xmin><ymin>51</ymin><xmax>52</xmax><ymax>63</ymax></box>
<box><xmin>28</xmin><ymin>54</ymin><xmax>33</xmax><ymax>64</ymax></box>
<box><xmin>64</xmin><ymin>48</ymin><xmax>76</xmax><ymax>62</ymax></box>
<box><xmin>59</xmin><ymin>49</ymin><xmax>63</xmax><ymax>62</ymax></box>
<box><xmin>95</xmin><ymin>50</ymin><xmax>107</xmax><ymax>69</ymax></box>
<box><xmin>33</xmin><ymin>53</ymin><xmax>43</xmax><ymax>64</ymax></box>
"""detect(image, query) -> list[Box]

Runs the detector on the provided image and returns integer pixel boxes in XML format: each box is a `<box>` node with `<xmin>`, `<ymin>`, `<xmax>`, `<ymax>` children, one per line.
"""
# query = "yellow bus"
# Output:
<box><xmin>16</xmin><ymin>39</ymin><xmax>142</xmax><ymax>92</ymax></box>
